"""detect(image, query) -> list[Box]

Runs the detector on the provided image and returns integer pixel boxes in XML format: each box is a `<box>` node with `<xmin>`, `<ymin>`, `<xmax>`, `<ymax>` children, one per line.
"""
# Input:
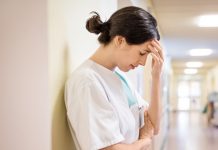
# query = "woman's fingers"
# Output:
<box><xmin>150</xmin><ymin>40</ymin><xmax>164</xmax><ymax>61</ymax></box>
<box><xmin>148</xmin><ymin>44</ymin><xmax>159</xmax><ymax>59</ymax></box>
<box><xmin>148</xmin><ymin>40</ymin><xmax>164</xmax><ymax>76</ymax></box>
<box><xmin>147</xmin><ymin>40</ymin><xmax>164</xmax><ymax>66</ymax></box>
<box><xmin>150</xmin><ymin>53</ymin><xmax>159</xmax><ymax>63</ymax></box>
<box><xmin>154</xmin><ymin>40</ymin><xmax>164</xmax><ymax>59</ymax></box>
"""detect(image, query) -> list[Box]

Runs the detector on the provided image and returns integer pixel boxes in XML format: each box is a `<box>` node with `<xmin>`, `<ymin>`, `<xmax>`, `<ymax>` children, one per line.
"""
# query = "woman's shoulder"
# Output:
<box><xmin>68</xmin><ymin>66</ymin><xmax>97</xmax><ymax>84</ymax></box>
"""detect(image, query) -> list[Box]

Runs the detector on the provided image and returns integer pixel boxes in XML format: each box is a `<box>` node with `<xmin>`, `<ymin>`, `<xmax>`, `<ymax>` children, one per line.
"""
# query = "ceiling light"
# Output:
<box><xmin>186</xmin><ymin>62</ymin><xmax>203</xmax><ymax>68</ymax></box>
<box><xmin>197</xmin><ymin>15</ymin><xmax>218</xmax><ymax>27</ymax></box>
<box><xmin>184</xmin><ymin>69</ymin><xmax>198</xmax><ymax>74</ymax></box>
<box><xmin>189</xmin><ymin>49</ymin><xmax>213</xmax><ymax>56</ymax></box>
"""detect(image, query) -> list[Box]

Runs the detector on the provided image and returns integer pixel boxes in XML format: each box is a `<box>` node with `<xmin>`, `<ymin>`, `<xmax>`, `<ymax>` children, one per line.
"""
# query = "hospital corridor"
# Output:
<box><xmin>164</xmin><ymin>111</ymin><xmax>218</xmax><ymax>150</ymax></box>
<box><xmin>1</xmin><ymin>0</ymin><xmax>218</xmax><ymax>150</ymax></box>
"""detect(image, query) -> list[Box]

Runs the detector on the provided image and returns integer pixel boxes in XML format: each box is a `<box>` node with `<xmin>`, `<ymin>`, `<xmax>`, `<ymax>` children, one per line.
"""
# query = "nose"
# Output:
<box><xmin>138</xmin><ymin>55</ymin><xmax>147</xmax><ymax>66</ymax></box>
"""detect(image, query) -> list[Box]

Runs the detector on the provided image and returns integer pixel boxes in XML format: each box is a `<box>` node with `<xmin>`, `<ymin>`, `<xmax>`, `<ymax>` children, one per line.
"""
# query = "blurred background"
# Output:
<box><xmin>1</xmin><ymin>0</ymin><xmax>218</xmax><ymax>150</ymax></box>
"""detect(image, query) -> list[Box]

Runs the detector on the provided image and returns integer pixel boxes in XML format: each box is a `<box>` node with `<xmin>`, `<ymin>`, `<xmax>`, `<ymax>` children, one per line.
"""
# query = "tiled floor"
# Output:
<box><xmin>163</xmin><ymin>111</ymin><xmax>218</xmax><ymax>150</ymax></box>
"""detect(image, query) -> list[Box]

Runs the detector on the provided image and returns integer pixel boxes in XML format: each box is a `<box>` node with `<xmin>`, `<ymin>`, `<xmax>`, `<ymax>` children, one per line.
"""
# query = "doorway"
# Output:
<box><xmin>177</xmin><ymin>80</ymin><xmax>201</xmax><ymax>111</ymax></box>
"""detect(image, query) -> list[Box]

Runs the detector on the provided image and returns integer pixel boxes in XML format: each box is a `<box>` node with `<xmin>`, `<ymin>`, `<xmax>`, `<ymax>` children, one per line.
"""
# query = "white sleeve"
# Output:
<box><xmin>66</xmin><ymin>80</ymin><xmax>124</xmax><ymax>150</ymax></box>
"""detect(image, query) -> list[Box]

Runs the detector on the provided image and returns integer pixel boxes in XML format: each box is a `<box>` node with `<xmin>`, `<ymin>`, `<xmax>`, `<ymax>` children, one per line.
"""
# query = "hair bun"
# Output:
<box><xmin>101</xmin><ymin>22</ymin><xmax>110</xmax><ymax>32</ymax></box>
<box><xmin>86</xmin><ymin>12</ymin><xmax>104</xmax><ymax>34</ymax></box>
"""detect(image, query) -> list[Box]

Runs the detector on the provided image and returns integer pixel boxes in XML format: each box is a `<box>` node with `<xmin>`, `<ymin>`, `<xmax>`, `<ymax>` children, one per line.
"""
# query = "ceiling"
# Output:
<box><xmin>151</xmin><ymin>0</ymin><xmax>218</xmax><ymax>74</ymax></box>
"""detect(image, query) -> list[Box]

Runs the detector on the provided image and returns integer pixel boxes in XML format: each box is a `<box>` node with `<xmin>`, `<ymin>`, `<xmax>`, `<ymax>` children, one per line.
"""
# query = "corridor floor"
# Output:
<box><xmin>163</xmin><ymin>111</ymin><xmax>218</xmax><ymax>150</ymax></box>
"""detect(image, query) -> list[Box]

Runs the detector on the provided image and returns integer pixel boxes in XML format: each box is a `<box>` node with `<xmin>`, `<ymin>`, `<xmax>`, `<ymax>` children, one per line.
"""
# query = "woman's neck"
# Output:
<box><xmin>90</xmin><ymin>44</ymin><xmax>117</xmax><ymax>71</ymax></box>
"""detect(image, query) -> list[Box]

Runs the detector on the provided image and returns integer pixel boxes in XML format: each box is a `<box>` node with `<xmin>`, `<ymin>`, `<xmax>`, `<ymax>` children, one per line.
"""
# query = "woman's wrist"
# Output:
<box><xmin>139</xmin><ymin>134</ymin><xmax>152</xmax><ymax>140</ymax></box>
<box><xmin>152</xmin><ymin>75</ymin><xmax>161</xmax><ymax>81</ymax></box>
<box><xmin>140</xmin><ymin>137</ymin><xmax>152</xmax><ymax>147</ymax></box>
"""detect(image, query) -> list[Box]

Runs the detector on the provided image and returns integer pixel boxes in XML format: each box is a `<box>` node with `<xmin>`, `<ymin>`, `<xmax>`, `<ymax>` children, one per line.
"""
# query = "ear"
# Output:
<box><xmin>113</xmin><ymin>35</ymin><xmax>126</xmax><ymax>47</ymax></box>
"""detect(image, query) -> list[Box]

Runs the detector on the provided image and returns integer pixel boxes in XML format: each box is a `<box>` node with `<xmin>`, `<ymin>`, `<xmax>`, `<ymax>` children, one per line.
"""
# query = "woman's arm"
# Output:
<box><xmin>148</xmin><ymin>77</ymin><xmax>161</xmax><ymax>134</ymax></box>
<box><xmin>139</xmin><ymin>111</ymin><xmax>154</xmax><ymax>138</ymax></box>
<box><xmin>102</xmin><ymin>112</ymin><xmax>154</xmax><ymax>150</ymax></box>
<box><xmin>101</xmin><ymin>138</ymin><xmax>152</xmax><ymax>150</ymax></box>
<box><xmin>147</xmin><ymin>40</ymin><xmax>164</xmax><ymax>134</ymax></box>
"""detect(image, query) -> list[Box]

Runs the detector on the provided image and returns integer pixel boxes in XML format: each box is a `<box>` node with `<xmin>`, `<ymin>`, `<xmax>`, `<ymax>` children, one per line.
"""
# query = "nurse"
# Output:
<box><xmin>65</xmin><ymin>6</ymin><xmax>164</xmax><ymax>150</ymax></box>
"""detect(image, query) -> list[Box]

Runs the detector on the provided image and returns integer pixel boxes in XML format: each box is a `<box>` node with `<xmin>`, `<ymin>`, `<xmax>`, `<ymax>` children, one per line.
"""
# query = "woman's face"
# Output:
<box><xmin>114</xmin><ymin>37</ymin><xmax>152</xmax><ymax>72</ymax></box>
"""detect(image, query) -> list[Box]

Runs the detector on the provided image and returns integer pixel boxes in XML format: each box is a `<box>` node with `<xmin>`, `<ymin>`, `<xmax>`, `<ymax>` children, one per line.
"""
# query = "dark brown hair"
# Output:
<box><xmin>86</xmin><ymin>6</ymin><xmax>160</xmax><ymax>45</ymax></box>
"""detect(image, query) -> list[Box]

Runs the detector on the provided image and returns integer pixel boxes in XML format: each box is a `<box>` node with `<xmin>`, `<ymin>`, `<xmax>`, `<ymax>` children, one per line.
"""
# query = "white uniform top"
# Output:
<box><xmin>65</xmin><ymin>59</ymin><xmax>148</xmax><ymax>150</ymax></box>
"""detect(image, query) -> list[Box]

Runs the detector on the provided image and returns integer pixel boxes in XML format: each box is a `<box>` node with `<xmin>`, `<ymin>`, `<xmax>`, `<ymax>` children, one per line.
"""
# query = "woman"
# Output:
<box><xmin>65</xmin><ymin>6</ymin><xmax>164</xmax><ymax>150</ymax></box>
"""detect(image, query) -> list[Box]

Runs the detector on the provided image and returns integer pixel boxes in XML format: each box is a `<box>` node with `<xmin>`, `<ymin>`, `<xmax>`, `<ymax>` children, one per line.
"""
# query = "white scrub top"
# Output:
<box><xmin>65</xmin><ymin>59</ymin><xmax>148</xmax><ymax>150</ymax></box>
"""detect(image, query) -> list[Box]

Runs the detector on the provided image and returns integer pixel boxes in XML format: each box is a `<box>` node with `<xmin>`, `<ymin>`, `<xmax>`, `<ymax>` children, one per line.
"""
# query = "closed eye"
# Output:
<box><xmin>140</xmin><ymin>52</ymin><xmax>146</xmax><ymax>56</ymax></box>
<box><xmin>140</xmin><ymin>50</ymin><xmax>151</xmax><ymax>56</ymax></box>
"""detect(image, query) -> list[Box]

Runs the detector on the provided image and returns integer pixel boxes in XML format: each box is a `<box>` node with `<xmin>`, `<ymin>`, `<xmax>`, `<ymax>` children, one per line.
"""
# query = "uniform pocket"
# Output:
<box><xmin>130</xmin><ymin>104</ymin><xmax>145</xmax><ymax>129</ymax></box>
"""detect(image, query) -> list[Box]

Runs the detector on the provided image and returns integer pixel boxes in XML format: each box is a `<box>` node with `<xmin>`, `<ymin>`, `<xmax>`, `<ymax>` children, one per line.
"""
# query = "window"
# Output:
<box><xmin>177</xmin><ymin>80</ymin><xmax>201</xmax><ymax>111</ymax></box>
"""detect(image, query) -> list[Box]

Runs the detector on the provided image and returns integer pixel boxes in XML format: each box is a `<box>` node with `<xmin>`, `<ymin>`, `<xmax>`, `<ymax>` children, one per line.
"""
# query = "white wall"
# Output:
<box><xmin>66</xmin><ymin>0</ymin><xmax>117</xmax><ymax>72</ymax></box>
<box><xmin>0</xmin><ymin>0</ymin><xmax>50</xmax><ymax>150</ymax></box>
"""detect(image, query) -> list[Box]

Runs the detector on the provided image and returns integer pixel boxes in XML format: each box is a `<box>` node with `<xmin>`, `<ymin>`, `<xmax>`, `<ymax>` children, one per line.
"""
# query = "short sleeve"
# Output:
<box><xmin>66</xmin><ymin>80</ymin><xmax>124</xmax><ymax>150</ymax></box>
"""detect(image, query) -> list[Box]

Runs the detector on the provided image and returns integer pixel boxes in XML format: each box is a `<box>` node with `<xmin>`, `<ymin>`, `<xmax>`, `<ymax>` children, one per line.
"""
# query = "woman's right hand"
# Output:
<box><xmin>139</xmin><ymin>111</ymin><xmax>154</xmax><ymax>139</ymax></box>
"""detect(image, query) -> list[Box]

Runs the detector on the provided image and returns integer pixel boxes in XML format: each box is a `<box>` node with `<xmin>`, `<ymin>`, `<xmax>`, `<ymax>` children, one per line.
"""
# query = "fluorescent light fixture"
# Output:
<box><xmin>189</xmin><ymin>49</ymin><xmax>213</xmax><ymax>56</ymax></box>
<box><xmin>184</xmin><ymin>69</ymin><xmax>198</xmax><ymax>74</ymax></box>
<box><xmin>186</xmin><ymin>62</ymin><xmax>203</xmax><ymax>68</ymax></box>
<box><xmin>197</xmin><ymin>15</ymin><xmax>218</xmax><ymax>27</ymax></box>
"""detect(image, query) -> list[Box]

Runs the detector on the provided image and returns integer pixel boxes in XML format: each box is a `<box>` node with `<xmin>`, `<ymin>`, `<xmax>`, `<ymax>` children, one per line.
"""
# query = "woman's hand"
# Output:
<box><xmin>139</xmin><ymin>111</ymin><xmax>154</xmax><ymax>139</ymax></box>
<box><xmin>147</xmin><ymin>39</ymin><xmax>164</xmax><ymax>78</ymax></box>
